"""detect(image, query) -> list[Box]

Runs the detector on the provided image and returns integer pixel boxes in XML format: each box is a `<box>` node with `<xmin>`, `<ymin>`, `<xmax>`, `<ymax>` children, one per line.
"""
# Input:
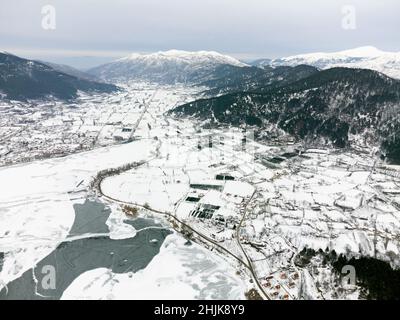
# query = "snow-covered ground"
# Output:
<box><xmin>0</xmin><ymin>83</ymin><xmax>251</xmax><ymax>300</ymax></box>
<box><xmin>0</xmin><ymin>138</ymin><xmax>155</xmax><ymax>286</ymax></box>
<box><xmin>61</xmin><ymin>233</ymin><xmax>247</xmax><ymax>300</ymax></box>
<box><xmin>0</xmin><ymin>83</ymin><xmax>198</xmax><ymax>166</ymax></box>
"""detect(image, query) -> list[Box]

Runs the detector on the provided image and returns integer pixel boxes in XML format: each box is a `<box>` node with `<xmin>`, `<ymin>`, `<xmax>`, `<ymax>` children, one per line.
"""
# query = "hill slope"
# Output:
<box><xmin>38</xmin><ymin>61</ymin><xmax>101</xmax><ymax>82</ymax></box>
<box><xmin>0</xmin><ymin>52</ymin><xmax>118</xmax><ymax>101</ymax></box>
<box><xmin>199</xmin><ymin>64</ymin><xmax>318</xmax><ymax>96</ymax></box>
<box><xmin>170</xmin><ymin>67</ymin><xmax>400</xmax><ymax>163</ymax></box>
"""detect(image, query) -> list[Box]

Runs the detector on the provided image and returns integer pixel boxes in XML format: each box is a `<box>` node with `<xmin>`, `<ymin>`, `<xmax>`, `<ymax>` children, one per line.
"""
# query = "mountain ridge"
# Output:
<box><xmin>170</xmin><ymin>66</ymin><xmax>400</xmax><ymax>163</ymax></box>
<box><xmin>253</xmin><ymin>46</ymin><xmax>400</xmax><ymax>80</ymax></box>
<box><xmin>0</xmin><ymin>52</ymin><xmax>118</xmax><ymax>101</ymax></box>
<box><xmin>88</xmin><ymin>50</ymin><xmax>248</xmax><ymax>84</ymax></box>
<box><xmin>38</xmin><ymin>60</ymin><xmax>101</xmax><ymax>82</ymax></box>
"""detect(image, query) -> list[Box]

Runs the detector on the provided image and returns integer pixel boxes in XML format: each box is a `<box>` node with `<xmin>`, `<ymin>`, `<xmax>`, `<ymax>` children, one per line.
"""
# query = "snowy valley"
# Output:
<box><xmin>1</xmin><ymin>49</ymin><xmax>400</xmax><ymax>300</ymax></box>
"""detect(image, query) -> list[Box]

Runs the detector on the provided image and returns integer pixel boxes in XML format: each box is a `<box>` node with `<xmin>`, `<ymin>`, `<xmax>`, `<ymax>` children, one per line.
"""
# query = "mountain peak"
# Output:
<box><xmin>119</xmin><ymin>50</ymin><xmax>246</xmax><ymax>67</ymax></box>
<box><xmin>337</xmin><ymin>46</ymin><xmax>384</xmax><ymax>58</ymax></box>
<box><xmin>89</xmin><ymin>50</ymin><xmax>248</xmax><ymax>83</ymax></box>
<box><xmin>268</xmin><ymin>46</ymin><xmax>400</xmax><ymax>79</ymax></box>
<box><xmin>0</xmin><ymin>52</ymin><xmax>118</xmax><ymax>101</ymax></box>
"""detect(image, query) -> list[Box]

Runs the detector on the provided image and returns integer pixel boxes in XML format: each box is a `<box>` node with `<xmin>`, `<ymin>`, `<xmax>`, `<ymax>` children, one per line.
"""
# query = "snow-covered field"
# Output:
<box><xmin>0</xmin><ymin>139</ymin><xmax>155</xmax><ymax>286</ymax></box>
<box><xmin>0</xmin><ymin>83</ymin><xmax>199</xmax><ymax>166</ymax></box>
<box><xmin>0</xmin><ymin>84</ymin><xmax>250</xmax><ymax>300</ymax></box>
<box><xmin>61</xmin><ymin>233</ymin><xmax>247</xmax><ymax>300</ymax></box>
<box><xmin>249</xmin><ymin>150</ymin><xmax>400</xmax><ymax>263</ymax></box>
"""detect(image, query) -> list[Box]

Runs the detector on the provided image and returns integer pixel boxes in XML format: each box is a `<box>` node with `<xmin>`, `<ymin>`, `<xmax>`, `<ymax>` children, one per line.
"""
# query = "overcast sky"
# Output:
<box><xmin>1</xmin><ymin>0</ymin><xmax>399</xmax><ymax>68</ymax></box>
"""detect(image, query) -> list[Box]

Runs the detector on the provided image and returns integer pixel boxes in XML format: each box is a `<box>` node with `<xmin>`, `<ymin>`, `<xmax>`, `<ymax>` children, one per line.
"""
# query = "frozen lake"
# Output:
<box><xmin>0</xmin><ymin>199</ymin><xmax>171</xmax><ymax>300</ymax></box>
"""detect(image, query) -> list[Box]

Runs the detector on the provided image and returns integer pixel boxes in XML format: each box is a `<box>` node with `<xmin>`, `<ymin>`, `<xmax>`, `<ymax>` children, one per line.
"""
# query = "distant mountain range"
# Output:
<box><xmin>86</xmin><ymin>47</ymin><xmax>400</xmax><ymax>86</ymax></box>
<box><xmin>0</xmin><ymin>52</ymin><xmax>118</xmax><ymax>101</ymax></box>
<box><xmin>2</xmin><ymin>48</ymin><xmax>400</xmax><ymax>163</ymax></box>
<box><xmin>170</xmin><ymin>67</ymin><xmax>400</xmax><ymax>164</ymax></box>
<box><xmin>38</xmin><ymin>61</ymin><xmax>101</xmax><ymax>82</ymax></box>
<box><xmin>87</xmin><ymin>50</ymin><xmax>247</xmax><ymax>84</ymax></box>
<box><xmin>253</xmin><ymin>46</ymin><xmax>400</xmax><ymax>80</ymax></box>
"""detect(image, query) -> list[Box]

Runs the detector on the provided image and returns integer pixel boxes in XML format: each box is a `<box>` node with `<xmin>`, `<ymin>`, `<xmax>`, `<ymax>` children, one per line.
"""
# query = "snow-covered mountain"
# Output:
<box><xmin>171</xmin><ymin>67</ymin><xmax>400</xmax><ymax>163</ymax></box>
<box><xmin>88</xmin><ymin>50</ymin><xmax>248</xmax><ymax>84</ymax></box>
<box><xmin>249</xmin><ymin>58</ymin><xmax>272</xmax><ymax>68</ymax></box>
<box><xmin>257</xmin><ymin>46</ymin><xmax>400</xmax><ymax>79</ymax></box>
<box><xmin>0</xmin><ymin>52</ymin><xmax>118</xmax><ymax>101</ymax></box>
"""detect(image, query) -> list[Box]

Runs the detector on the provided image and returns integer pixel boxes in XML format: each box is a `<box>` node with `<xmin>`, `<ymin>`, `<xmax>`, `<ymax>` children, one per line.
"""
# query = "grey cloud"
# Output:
<box><xmin>0</xmin><ymin>0</ymin><xmax>399</xmax><ymax>67</ymax></box>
